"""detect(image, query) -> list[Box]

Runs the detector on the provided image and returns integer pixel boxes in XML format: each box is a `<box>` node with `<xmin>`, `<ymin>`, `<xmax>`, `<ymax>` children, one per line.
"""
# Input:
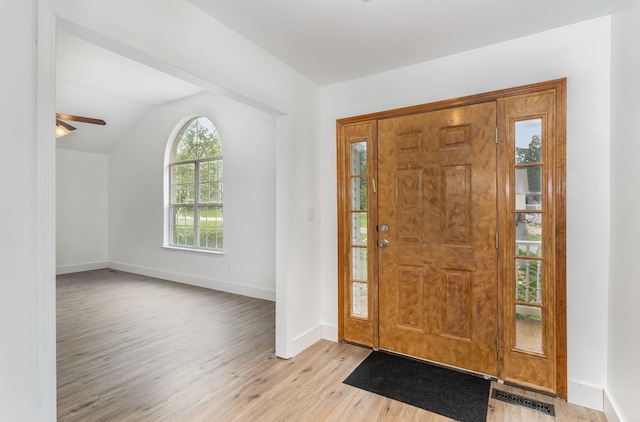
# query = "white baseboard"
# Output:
<box><xmin>568</xmin><ymin>379</ymin><xmax>603</xmax><ymax>411</ymax></box>
<box><xmin>56</xmin><ymin>261</ymin><xmax>108</xmax><ymax>275</ymax></box>
<box><xmin>107</xmin><ymin>261</ymin><xmax>276</xmax><ymax>302</ymax></box>
<box><xmin>321</xmin><ymin>324</ymin><xmax>338</xmax><ymax>342</ymax></box>
<box><xmin>291</xmin><ymin>325</ymin><xmax>323</xmax><ymax>357</ymax></box>
<box><xmin>289</xmin><ymin>324</ymin><xmax>338</xmax><ymax>358</ymax></box>
<box><xmin>604</xmin><ymin>388</ymin><xmax>624</xmax><ymax>422</ymax></box>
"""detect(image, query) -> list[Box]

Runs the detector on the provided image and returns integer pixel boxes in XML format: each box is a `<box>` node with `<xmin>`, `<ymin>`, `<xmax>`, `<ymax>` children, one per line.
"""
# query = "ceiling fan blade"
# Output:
<box><xmin>56</xmin><ymin>113</ymin><xmax>106</xmax><ymax>126</ymax></box>
<box><xmin>56</xmin><ymin>119</ymin><xmax>76</xmax><ymax>131</ymax></box>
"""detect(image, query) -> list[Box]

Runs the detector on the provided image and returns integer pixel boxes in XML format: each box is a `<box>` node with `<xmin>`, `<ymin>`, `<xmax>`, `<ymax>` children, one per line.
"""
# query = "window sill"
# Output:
<box><xmin>161</xmin><ymin>245</ymin><xmax>224</xmax><ymax>256</ymax></box>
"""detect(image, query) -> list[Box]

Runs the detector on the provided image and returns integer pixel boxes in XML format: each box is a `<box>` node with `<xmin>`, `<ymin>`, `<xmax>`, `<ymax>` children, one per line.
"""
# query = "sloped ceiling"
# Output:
<box><xmin>56</xmin><ymin>30</ymin><xmax>204</xmax><ymax>154</ymax></box>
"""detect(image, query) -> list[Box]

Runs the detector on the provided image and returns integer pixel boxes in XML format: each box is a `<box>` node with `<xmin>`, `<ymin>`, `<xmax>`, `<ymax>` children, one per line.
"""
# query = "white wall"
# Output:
<box><xmin>108</xmin><ymin>92</ymin><xmax>277</xmax><ymax>300</ymax></box>
<box><xmin>607</xmin><ymin>1</ymin><xmax>640</xmax><ymax>421</ymax></box>
<box><xmin>319</xmin><ymin>17</ymin><xmax>611</xmax><ymax>410</ymax></box>
<box><xmin>56</xmin><ymin>149</ymin><xmax>108</xmax><ymax>273</ymax></box>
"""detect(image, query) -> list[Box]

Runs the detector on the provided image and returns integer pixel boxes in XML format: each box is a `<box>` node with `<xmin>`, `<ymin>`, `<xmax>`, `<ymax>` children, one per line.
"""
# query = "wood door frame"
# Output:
<box><xmin>337</xmin><ymin>79</ymin><xmax>567</xmax><ymax>398</ymax></box>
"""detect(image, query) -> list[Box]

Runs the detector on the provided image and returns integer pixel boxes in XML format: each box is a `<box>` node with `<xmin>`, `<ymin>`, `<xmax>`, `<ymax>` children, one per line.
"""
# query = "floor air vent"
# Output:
<box><xmin>491</xmin><ymin>389</ymin><xmax>556</xmax><ymax>416</ymax></box>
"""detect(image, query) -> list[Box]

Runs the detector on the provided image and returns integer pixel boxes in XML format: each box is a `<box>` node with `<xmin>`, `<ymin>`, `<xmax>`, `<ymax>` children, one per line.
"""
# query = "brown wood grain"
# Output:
<box><xmin>337</xmin><ymin>78</ymin><xmax>567</xmax><ymax>125</ymax></box>
<box><xmin>377</xmin><ymin>102</ymin><xmax>498</xmax><ymax>376</ymax></box>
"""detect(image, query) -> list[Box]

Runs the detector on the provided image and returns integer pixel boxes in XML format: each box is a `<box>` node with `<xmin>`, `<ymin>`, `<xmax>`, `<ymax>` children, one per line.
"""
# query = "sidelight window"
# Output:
<box><xmin>514</xmin><ymin>118</ymin><xmax>544</xmax><ymax>353</ymax></box>
<box><xmin>350</xmin><ymin>141</ymin><xmax>368</xmax><ymax>317</ymax></box>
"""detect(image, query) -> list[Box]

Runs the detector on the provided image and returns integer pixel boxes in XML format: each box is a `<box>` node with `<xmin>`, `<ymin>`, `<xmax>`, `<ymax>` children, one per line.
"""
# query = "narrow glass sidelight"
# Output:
<box><xmin>350</xmin><ymin>140</ymin><xmax>369</xmax><ymax>318</ymax></box>
<box><xmin>513</xmin><ymin>118</ymin><xmax>544</xmax><ymax>355</ymax></box>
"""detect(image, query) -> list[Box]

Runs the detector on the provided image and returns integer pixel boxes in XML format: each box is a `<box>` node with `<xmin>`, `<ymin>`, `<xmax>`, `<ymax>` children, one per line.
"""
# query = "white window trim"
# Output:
<box><xmin>160</xmin><ymin>245</ymin><xmax>224</xmax><ymax>256</ymax></box>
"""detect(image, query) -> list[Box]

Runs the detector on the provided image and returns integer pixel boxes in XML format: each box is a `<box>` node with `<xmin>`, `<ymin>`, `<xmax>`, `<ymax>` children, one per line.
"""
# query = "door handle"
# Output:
<box><xmin>379</xmin><ymin>239</ymin><xmax>389</xmax><ymax>248</ymax></box>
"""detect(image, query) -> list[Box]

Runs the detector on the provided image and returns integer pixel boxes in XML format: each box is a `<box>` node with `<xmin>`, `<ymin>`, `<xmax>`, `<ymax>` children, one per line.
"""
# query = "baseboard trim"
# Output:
<box><xmin>568</xmin><ymin>379</ymin><xmax>603</xmax><ymax>411</ymax></box>
<box><xmin>56</xmin><ymin>261</ymin><xmax>108</xmax><ymax>275</ymax></box>
<box><xmin>291</xmin><ymin>325</ymin><xmax>323</xmax><ymax>357</ymax></box>
<box><xmin>604</xmin><ymin>388</ymin><xmax>624</xmax><ymax>422</ymax></box>
<box><xmin>321</xmin><ymin>324</ymin><xmax>338</xmax><ymax>342</ymax></box>
<box><xmin>107</xmin><ymin>261</ymin><xmax>276</xmax><ymax>302</ymax></box>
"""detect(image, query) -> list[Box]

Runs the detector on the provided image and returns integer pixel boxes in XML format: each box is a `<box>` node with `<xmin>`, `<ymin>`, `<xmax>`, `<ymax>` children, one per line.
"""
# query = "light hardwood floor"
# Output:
<box><xmin>57</xmin><ymin>270</ymin><xmax>606</xmax><ymax>421</ymax></box>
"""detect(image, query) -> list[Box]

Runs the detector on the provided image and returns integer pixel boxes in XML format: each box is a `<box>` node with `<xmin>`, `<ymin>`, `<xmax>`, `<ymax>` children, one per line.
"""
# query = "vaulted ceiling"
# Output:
<box><xmin>57</xmin><ymin>0</ymin><xmax>612</xmax><ymax>153</ymax></box>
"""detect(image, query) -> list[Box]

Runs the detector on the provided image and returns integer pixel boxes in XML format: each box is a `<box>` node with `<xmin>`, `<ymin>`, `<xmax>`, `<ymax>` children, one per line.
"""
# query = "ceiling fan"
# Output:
<box><xmin>56</xmin><ymin>113</ymin><xmax>106</xmax><ymax>138</ymax></box>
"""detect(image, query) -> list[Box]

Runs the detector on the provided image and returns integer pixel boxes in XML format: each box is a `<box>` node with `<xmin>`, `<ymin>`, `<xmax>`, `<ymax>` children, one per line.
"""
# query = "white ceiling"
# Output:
<box><xmin>57</xmin><ymin>1</ymin><xmax>613</xmax><ymax>153</ymax></box>
<box><xmin>189</xmin><ymin>0</ymin><xmax>613</xmax><ymax>85</ymax></box>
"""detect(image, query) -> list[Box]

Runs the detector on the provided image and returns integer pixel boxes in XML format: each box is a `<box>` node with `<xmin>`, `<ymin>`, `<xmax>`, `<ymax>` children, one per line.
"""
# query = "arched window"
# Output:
<box><xmin>168</xmin><ymin>116</ymin><xmax>223</xmax><ymax>251</ymax></box>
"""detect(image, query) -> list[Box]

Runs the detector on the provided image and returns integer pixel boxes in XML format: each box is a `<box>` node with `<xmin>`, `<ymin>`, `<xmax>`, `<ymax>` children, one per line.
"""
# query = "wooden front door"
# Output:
<box><xmin>338</xmin><ymin>79</ymin><xmax>567</xmax><ymax>397</ymax></box>
<box><xmin>377</xmin><ymin>102</ymin><xmax>498</xmax><ymax>375</ymax></box>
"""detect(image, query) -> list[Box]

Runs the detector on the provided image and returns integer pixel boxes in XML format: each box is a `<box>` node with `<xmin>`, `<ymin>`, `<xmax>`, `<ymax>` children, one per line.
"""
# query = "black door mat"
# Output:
<box><xmin>343</xmin><ymin>351</ymin><xmax>490</xmax><ymax>422</ymax></box>
<box><xmin>491</xmin><ymin>388</ymin><xmax>556</xmax><ymax>416</ymax></box>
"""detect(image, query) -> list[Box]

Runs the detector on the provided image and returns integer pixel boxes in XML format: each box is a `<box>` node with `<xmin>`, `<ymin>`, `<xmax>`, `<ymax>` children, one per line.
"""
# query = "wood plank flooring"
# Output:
<box><xmin>57</xmin><ymin>269</ymin><xmax>607</xmax><ymax>421</ymax></box>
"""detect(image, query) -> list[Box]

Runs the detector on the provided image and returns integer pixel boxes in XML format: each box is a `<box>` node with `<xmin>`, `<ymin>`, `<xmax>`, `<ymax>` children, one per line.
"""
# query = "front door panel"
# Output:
<box><xmin>377</xmin><ymin>102</ymin><xmax>498</xmax><ymax>375</ymax></box>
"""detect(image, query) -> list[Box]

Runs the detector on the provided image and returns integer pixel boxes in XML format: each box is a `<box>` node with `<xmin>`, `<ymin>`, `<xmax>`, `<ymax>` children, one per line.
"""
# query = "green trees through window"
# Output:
<box><xmin>169</xmin><ymin>117</ymin><xmax>223</xmax><ymax>251</ymax></box>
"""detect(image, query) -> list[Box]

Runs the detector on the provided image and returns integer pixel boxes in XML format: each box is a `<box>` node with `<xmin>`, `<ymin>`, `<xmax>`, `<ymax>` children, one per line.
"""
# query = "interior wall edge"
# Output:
<box><xmin>36</xmin><ymin>0</ymin><xmax>58</xmax><ymax>419</ymax></box>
